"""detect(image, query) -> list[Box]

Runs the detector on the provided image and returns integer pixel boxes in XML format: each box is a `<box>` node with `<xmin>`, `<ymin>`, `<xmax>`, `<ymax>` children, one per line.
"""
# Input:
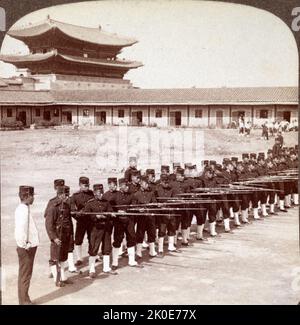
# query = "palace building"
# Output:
<box><xmin>0</xmin><ymin>18</ymin><xmax>298</xmax><ymax>128</ymax></box>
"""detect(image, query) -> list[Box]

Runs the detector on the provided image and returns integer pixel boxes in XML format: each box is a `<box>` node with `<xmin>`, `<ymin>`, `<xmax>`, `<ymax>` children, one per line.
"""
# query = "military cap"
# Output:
<box><xmin>267</xmin><ymin>149</ymin><xmax>272</xmax><ymax>154</ymax></box>
<box><xmin>242</xmin><ymin>153</ymin><xmax>249</xmax><ymax>159</ymax></box>
<box><xmin>176</xmin><ymin>167</ymin><xmax>184</xmax><ymax>175</ymax></box>
<box><xmin>118</xmin><ymin>178</ymin><xmax>128</xmax><ymax>186</ymax></box>
<box><xmin>173</xmin><ymin>163</ymin><xmax>181</xmax><ymax>168</ymax></box>
<box><xmin>54</xmin><ymin>179</ymin><xmax>65</xmax><ymax>188</ymax></box>
<box><xmin>146</xmin><ymin>169</ymin><xmax>155</xmax><ymax>175</ymax></box>
<box><xmin>215</xmin><ymin>164</ymin><xmax>223</xmax><ymax>171</ymax></box>
<box><xmin>19</xmin><ymin>186</ymin><xmax>34</xmax><ymax>196</ymax></box>
<box><xmin>79</xmin><ymin>177</ymin><xmax>89</xmax><ymax>185</ymax></box>
<box><xmin>202</xmin><ymin>160</ymin><xmax>209</xmax><ymax>166</ymax></box>
<box><xmin>209</xmin><ymin>160</ymin><xmax>217</xmax><ymax>166</ymax></box>
<box><xmin>131</xmin><ymin>170</ymin><xmax>141</xmax><ymax>177</ymax></box>
<box><xmin>184</xmin><ymin>163</ymin><xmax>193</xmax><ymax>169</ymax></box>
<box><xmin>161</xmin><ymin>165</ymin><xmax>170</xmax><ymax>172</ymax></box>
<box><xmin>224</xmin><ymin>160</ymin><xmax>233</xmax><ymax>166</ymax></box>
<box><xmin>250</xmin><ymin>153</ymin><xmax>257</xmax><ymax>159</ymax></box>
<box><xmin>231</xmin><ymin>157</ymin><xmax>238</xmax><ymax>162</ymax></box>
<box><xmin>140</xmin><ymin>175</ymin><xmax>149</xmax><ymax>183</ymax></box>
<box><xmin>93</xmin><ymin>184</ymin><xmax>104</xmax><ymax>192</ymax></box>
<box><xmin>57</xmin><ymin>185</ymin><xmax>70</xmax><ymax>195</ymax></box>
<box><xmin>160</xmin><ymin>174</ymin><xmax>169</xmax><ymax>182</ymax></box>
<box><xmin>107</xmin><ymin>177</ymin><xmax>117</xmax><ymax>184</ymax></box>
<box><xmin>129</xmin><ymin>156</ymin><xmax>137</xmax><ymax>162</ymax></box>
<box><xmin>258</xmin><ymin>152</ymin><xmax>265</xmax><ymax>158</ymax></box>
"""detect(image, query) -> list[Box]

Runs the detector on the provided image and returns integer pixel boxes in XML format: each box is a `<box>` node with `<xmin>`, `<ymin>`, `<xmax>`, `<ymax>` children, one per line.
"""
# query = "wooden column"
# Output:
<box><xmin>208</xmin><ymin>105</ymin><xmax>210</xmax><ymax>127</ymax></box>
<box><xmin>94</xmin><ymin>106</ymin><xmax>96</xmax><ymax>126</ymax></box>
<box><xmin>148</xmin><ymin>105</ymin><xmax>150</xmax><ymax>126</ymax></box>
<box><xmin>111</xmin><ymin>106</ymin><xmax>113</xmax><ymax>125</ymax></box>
<box><xmin>187</xmin><ymin>105</ymin><xmax>190</xmax><ymax>127</ymax></box>
<box><xmin>251</xmin><ymin>106</ymin><xmax>254</xmax><ymax>124</ymax></box>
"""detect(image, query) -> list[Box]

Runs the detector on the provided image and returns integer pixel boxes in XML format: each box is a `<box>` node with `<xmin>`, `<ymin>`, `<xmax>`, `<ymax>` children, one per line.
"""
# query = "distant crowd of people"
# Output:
<box><xmin>237</xmin><ymin>115</ymin><xmax>298</xmax><ymax>140</ymax></box>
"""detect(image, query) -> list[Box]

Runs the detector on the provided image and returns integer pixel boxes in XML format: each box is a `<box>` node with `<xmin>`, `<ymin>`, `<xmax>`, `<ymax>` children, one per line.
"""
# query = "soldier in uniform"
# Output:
<box><xmin>236</xmin><ymin>162</ymin><xmax>251</xmax><ymax>223</ymax></box>
<box><xmin>128</xmin><ymin>170</ymin><xmax>141</xmax><ymax>195</ymax></box>
<box><xmin>170</xmin><ymin>167</ymin><xmax>192</xmax><ymax>245</ymax></box>
<box><xmin>124</xmin><ymin>156</ymin><xmax>138</xmax><ymax>182</ymax></box>
<box><xmin>154</xmin><ymin>174</ymin><xmax>181</xmax><ymax>255</ymax></box>
<box><xmin>111</xmin><ymin>178</ymin><xmax>140</xmax><ymax>270</ymax></box>
<box><xmin>146</xmin><ymin>169</ymin><xmax>158</xmax><ymax>192</ymax></box>
<box><xmin>84</xmin><ymin>184</ymin><xmax>117</xmax><ymax>278</ymax></box>
<box><xmin>45</xmin><ymin>185</ymin><xmax>73</xmax><ymax>287</ymax></box>
<box><xmin>70</xmin><ymin>177</ymin><xmax>94</xmax><ymax>266</ymax></box>
<box><xmin>134</xmin><ymin>176</ymin><xmax>158</xmax><ymax>258</ymax></box>
<box><xmin>214</xmin><ymin>164</ymin><xmax>233</xmax><ymax>232</ymax></box>
<box><xmin>161</xmin><ymin>165</ymin><xmax>170</xmax><ymax>177</ymax></box>
<box><xmin>200</xmin><ymin>167</ymin><xmax>219</xmax><ymax>236</ymax></box>
<box><xmin>45</xmin><ymin>179</ymin><xmax>78</xmax><ymax>275</ymax></box>
<box><xmin>170</xmin><ymin>163</ymin><xmax>181</xmax><ymax>182</ymax></box>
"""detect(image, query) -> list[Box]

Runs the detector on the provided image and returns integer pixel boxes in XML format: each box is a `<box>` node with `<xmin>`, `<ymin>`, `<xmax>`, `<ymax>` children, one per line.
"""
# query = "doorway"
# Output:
<box><xmin>43</xmin><ymin>110</ymin><xmax>51</xmax><ymax>121</ymax></box>
<box><xmin>96</xmin><ymin>111</ymin><xmax>107</xmax><ymax>125</ymax></box>
<box><xmin>170</xmin><ymin>111</ymin><xmax>182</xmax><ymax>126</ymax></box>
<box><xmin>283</xmin><ymin>111</ymin><xmax>291</xmax><ymax>122</ymax></box>
<box><xmin>216</xmin><ymin>111</ymin><xmax>223</xmax><ymax>128</ymax></box>
<box><xmin>132</xmin><ymin>111</ymin><xmax>143</xmax><ymax>126</ymax></box>
<box><xmin>18</xmin><ymin>111</ymin><xmax>27</xmax><ymax>126</ymax></box>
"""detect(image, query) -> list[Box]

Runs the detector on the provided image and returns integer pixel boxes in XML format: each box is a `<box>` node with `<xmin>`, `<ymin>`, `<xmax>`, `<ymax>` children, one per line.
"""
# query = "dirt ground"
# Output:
<box><xmin>0</xmin><ymin>127</ymin><xmax>299</xmax><ymax>305</ymax></box>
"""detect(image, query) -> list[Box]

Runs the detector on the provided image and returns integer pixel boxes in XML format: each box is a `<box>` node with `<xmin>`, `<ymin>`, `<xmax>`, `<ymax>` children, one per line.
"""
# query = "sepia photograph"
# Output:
<box><xmin>0</xmin><ymin>0</ymin><xmax>299</xmax><ymax>307</ymax></box>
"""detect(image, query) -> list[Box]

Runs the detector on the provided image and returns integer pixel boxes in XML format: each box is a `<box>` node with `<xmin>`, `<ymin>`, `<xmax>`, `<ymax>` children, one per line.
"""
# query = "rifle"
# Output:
<box><xmin>127</xmin><ymin>207</ymin><xmax>206</xmax><ymax>212</ymax></box>
<box><xmin>56</xmin><ymin>200</ymin><xmax>64</xmax><ymax>286</ymax></box>
<box><xmin>71</xmin><ymin>211</ymin><xmax>181</xmax><ymax>217</ymax></box>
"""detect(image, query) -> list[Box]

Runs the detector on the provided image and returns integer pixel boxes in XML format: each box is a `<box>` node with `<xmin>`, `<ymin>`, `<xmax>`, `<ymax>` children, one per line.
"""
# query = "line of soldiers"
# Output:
<box><xmin>43</xmin><ymin>143</ymin><xmax>298</xmax><ymax>287</ymax></box>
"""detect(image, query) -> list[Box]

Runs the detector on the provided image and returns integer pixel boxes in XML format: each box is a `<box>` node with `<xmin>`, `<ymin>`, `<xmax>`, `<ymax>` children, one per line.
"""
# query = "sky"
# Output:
<box><xmin>0</xmin><ymin>0</ymin><xmax>298</xmax><ymax>89</ymax></box>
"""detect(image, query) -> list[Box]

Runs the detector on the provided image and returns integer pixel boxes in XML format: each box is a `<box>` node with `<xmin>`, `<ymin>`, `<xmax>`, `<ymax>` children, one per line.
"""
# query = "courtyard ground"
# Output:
<box><xmin>0</xmin><ymin>127</ymin><xmax>299</xmax><ymax>305</ymax></box>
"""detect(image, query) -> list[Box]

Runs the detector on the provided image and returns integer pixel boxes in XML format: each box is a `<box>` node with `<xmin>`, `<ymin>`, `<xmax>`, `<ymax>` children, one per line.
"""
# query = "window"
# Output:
<box><xmin>35</xmin><ymin>108</ymin><xmax>40</xmax><ymax>117</ymax></box>
<box><xmin>118</xmin><ymin>109</ymin><xmax>125</xmax><ymax>118</ymax></box>
<box><xmin>53</xmin><ymin>109</ymin><xmax>59</xmax><ymax>117</ymax></box>
<box><xmin>155</xmin><ymin>110</ymin><xmax>162</xmax><ymax>118</ymax></box>
<box><xmin>195</xmin><ymin>109</ymin><xmax>203</xmax><ymax>118</ymax></box>
<box><xmin>260</xmin><ymin>110</ymin><xmax>268</xmax><ymax>118</ymax></box>
<box><xmin>7</xmin><ymin>108</ymin><xmax>12</xmax><ymax>117</ymax></box>
<box><xmin>83</xmin><ymin>109</ymin><xmax>89</xmax><ymax>117</ymax></box>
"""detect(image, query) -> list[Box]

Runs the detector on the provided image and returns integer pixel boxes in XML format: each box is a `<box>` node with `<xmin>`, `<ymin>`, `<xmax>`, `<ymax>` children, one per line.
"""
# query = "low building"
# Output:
<box><xmin>0</xmin><ymin>18</ymin><xmax>298</xmax><ymax>128</ymax></box>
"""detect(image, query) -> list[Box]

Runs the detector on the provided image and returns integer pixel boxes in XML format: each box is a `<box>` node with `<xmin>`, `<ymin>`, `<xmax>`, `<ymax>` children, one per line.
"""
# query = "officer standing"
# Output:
<box><xmin>84</xmin><ymin>184</ymin><xmax>117</xmax><ymax>278</ymax></box>
<box><xmin>124</xmin><ymin>157</ymin><xmax>138</xmax><ymax>182</ymax></box>
<box><xmin>45</xmin><ymin>185</ymin><xmax>73</xmax><ymax>287</ymax></box>
<box><xmin>15</xmin><ymin>186</ymin><xmax>39</xmax><ymax>305</ymax></box>
<box><xmin>70</xmin><ymin>177</ymin><xmax>94</xmax><ymax>266</ymax></box>
<box><xmin>45</xmin><ymin>179</ymin><xmax>78</xmax><ymax>274</ymax></box>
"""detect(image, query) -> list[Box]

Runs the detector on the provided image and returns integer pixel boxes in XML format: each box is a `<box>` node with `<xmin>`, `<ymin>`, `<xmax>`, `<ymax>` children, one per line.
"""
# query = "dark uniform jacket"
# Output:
<box><xmin>102</xmin><ymin>190</ymin><xmax>117</xmax><ymax>207</ymax></box>
<box><xmin>45</xmin><ymin>197</ymin><xmax>73</xmax><ymax>241</ymax></box>
<box><xmin>170</xmin><ymin>179</ymin><xmax>191</xmax><ymax>195</ymax></box>
<box><xmin>70</xmin><ymin>190</ymin><xmax>94</xmax><ymax>222</ymax></box>
<box><xmin>124</xmin><ymin>167</ymin><xmax>137</xmax><ymax>182</ymax></box>
<box><xmin>133</xmin><ymin>188</ymin><xmax>157</xmax><ymax>205</ymax></box>
<box><xmin>128</xmin><ymin>183</ymin><xmax>140</xmax><ymax>195</ymax></box>
<box><xmin>155</xmin><ymin>184</ymin><xmax>176</xmax><ymax>199</ymax></box>
<box><xmin>272</xmin><ymin>143</ymin><xmax>281</xmax><ymax>157</ymax></box>
<box><xmin>84</xmin><ymin>198</ymin><xmax>113</xmax><ymax>229</ymax></box>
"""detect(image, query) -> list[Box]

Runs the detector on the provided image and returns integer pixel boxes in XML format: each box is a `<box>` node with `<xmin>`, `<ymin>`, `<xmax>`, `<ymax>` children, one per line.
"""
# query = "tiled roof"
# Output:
<box><xmin>52</xmin><ymin>87</ymin><xmax>298</xmax><ymax>105</ymax></box>
<box><xmin>8</xmin><ymin>19</ymin><xmax>137</xmax><ymax>48</ymax></box>
<box><xmin>0</xmin><ymin>87</ymin><xmax>298</xmax><ymax>105</ymax></box>
<box><xmin>0</xmin><ymin>52</ymin><xmax>143</xmax><ymax>70</ymax></box>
